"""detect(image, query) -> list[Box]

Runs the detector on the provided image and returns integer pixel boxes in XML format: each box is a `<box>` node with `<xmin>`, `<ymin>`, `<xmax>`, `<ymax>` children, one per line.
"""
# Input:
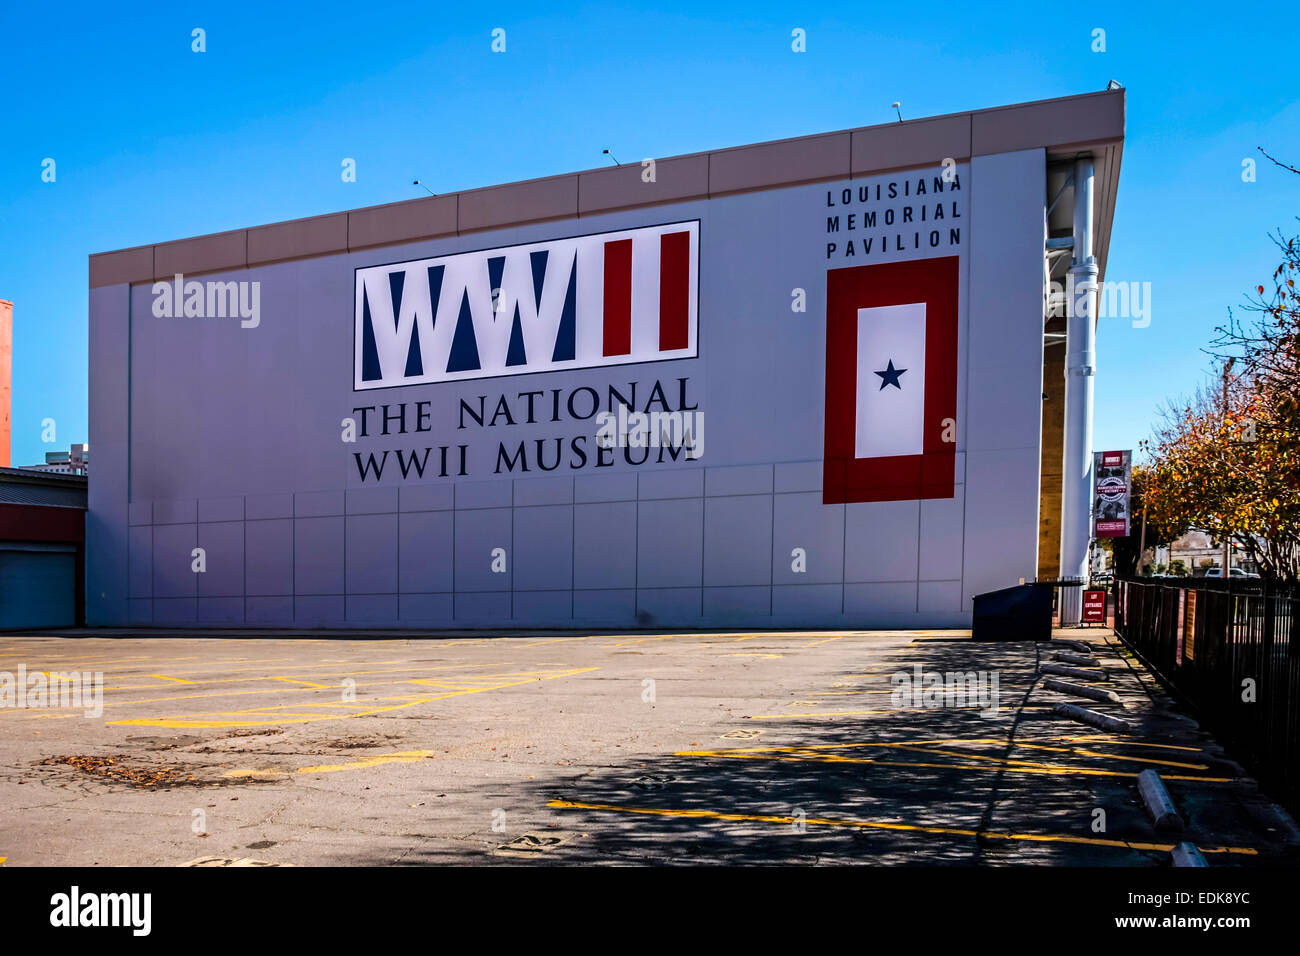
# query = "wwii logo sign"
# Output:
<box><xmin>354</xmin><ymin>221</ymin><xmax>698</xmax><ymax>390</ymax></box>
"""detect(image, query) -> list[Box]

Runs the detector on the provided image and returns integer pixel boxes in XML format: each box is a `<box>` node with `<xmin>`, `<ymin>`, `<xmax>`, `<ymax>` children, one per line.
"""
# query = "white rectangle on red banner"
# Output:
<box><xmin>854</xmin><ymin>303</ymin><xmax>926</xmax><ymax>459</ymax></box>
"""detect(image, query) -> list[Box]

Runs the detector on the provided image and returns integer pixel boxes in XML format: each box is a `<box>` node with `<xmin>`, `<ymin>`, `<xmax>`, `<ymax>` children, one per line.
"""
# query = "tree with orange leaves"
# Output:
<box><xmin>1142</xmin><ymin>156</ymin><xmax>1300</xmax><ymax>580</ymax></box>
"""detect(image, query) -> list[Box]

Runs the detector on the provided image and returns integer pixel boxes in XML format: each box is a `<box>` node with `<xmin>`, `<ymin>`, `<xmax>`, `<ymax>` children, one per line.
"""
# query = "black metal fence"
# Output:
<box><xmin>1115</xmin><ymin>577</ymin><xmax>1300</xmax><ymax>820</ymax></box>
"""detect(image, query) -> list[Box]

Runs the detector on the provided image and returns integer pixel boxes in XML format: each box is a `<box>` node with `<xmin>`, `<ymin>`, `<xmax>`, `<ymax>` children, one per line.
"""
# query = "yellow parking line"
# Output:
<box><xmin>804</xmin><ymin>636</ymin><xmax>846</xmax><ymax>647</ymax></box>
<box><xmin>108</xmin><ymin>666</ymin><xmax>597</xmax><ymax>729</ymax></box>
<box><xmin>297</xmin><ymin>750</ymin><xmax>436</xmax><ymax>774</ymax></box>
<box><xmin>606</xmin><ymin>635</ymin><xmax>678</xmax><ymax>647</ymax></box>
<box><xmin>547</xmin><ymin>801</ymin><xmax>1257</xmax><ymax>856</ymax></box>
<box><xmin>1011</xmin><ymin>742</ymin><xmax>1208</xmax><ymax>771</ymax></box>
<box><xmin>149</xmin><ymin>674</ymin><xmax>197</xmax><ymax>684</ymax></box>
<box><xmin>748</xmin><ymin>706</ymin><xmax>1055</xmax><ymax>719</ymax></box>
<box><xmin>709</xmin><ymin>739</ymin><xmax>1210</xmax><ymax>773</ymax></box>
<box><xmin>225</xmin><ymin>750</ymin><xmax>437</xmax><ymax>778</ymax></box>
<box><xmin>1059</xmin><ymin>735</ymin><xmax>1205</xmax><ymax>753</ymax></box>
<box><xmin>125</xmin><ymin>657</ymin><xmax>299</xmax><ymax>672</ymax></box>
<box><xmin>5</xmin><ymin>656</ymin><xmax>200</xmax><ymax>668</ymax></box>
<box><xmin>94</xmin><ymin>659</ymin><xmax>407</xmax><ymax>688</ymax></box>
<box><xmin>674</xmin><ymin>747</ymin><xmax>1231</xmax><ymax>783</ymax></box>
<box><xmin>224</xmin><ymin>769</ymin><xmax>285</xmax><ymax>779</ymax></box>
<box><xmin>95</xmin><ymin>668</ymin><xmax>510</xmax><ymax>710</ymax></box>
<box><xmin>0</xmin><ymin>662</ymin><xmax>514</xmax><ymax>715</ymax></box>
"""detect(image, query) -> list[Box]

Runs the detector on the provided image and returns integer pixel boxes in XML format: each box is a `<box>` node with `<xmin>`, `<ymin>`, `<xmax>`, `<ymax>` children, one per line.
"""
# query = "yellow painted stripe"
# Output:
<box><xmin>674</xmin><ymin>748</ymin><xmax>1231</xmax><ymax>783</ymax></box>
<box><xmin>547</xmin><ymin>801</ymin><xmax>1257</xmax><ymax>855</ymax></box>
<box><xmin>73</xmin><ymin>660</ymin><xmax>428</xmax><ymax>691</ymax></box>
<box><xmin>1059</xmin><ymin>735</ymin><xmax>1205</xmax><ymax>753</ymax></box>
<box><xmin>607</xmin><ymin>635</ymin><xmax>679</xmax><ymax>647</ymax></box>
<box><xmin>703</xmin><ymin>739</ymin><xmax>1210</xmax><ymax>772</ymax></box>
<box><xmin>224</xmin><ymin>750</ymin><xmax>437</xmax><ymax>778</ymax></box>
<box><xmin>223</xmin><ymin>769</ymin><xmax>285</xmax><ymax>779</ymax></box>
<box><xmin>906</xmin><ymin>734</ymin><xmax>1205</xmax><ymax>754</ymax></box>
<box><xmin>149</xmin><ymin>674</ymin><xmax>197</xmax><ymax>684</ymax></box>
<box><xmin>748</xmin><ymin>705</ymin><xmax>1055</xmax><ymax>719</ymax></box>
<box><xmin>0</xmin><ymin>662</ymin><xmax>516</xmax><ymax>715</ymax></box>
<box><xmin>1011</xmin><ymin>742</ymin><xmax>1208</xmax><ymax>771</ymax></box>
<box><xmin>108</xmin><ymin>667</ymin><xmax>597</xmax><ymax>729</ymax></box>
<box><xmin>296</xmin><ymin>750</ymin><xmax>436</xmax><ymax>774</ymax></box>
<box><xmin>4</xmin><ymin>656</ymin><xmax>199</xmax><ymax>669</ymax></box>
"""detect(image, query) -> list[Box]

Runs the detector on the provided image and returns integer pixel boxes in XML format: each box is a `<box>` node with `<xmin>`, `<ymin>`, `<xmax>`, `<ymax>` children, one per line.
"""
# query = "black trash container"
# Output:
<box><xmin>971</xmin><ymin>582</ymin><xmax>1054</xmax><ymax>642</ymax></box>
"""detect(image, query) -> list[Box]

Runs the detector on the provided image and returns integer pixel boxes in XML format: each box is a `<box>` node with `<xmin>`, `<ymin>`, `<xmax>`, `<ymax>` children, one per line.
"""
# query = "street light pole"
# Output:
<box><xmin>1221</xmin><ymin>360</ymin><xmax>1233</xmax><ymax>578</ymax></box>
<box><xmin>1138</xmin><ymin>505</ymin><xmax>1147</xmax><ymax>574</ymax></box>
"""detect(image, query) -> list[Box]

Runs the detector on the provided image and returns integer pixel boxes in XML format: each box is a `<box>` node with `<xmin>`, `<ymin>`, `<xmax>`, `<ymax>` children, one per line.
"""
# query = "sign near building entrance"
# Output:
<box><xmin>1081</xmin><ymin>589</ymin><xmax>1107</xmax><ymax>623</ymax></box>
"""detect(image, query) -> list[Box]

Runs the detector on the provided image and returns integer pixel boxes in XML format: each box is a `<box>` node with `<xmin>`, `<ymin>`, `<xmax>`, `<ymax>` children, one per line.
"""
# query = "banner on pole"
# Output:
<box><xmin>1093</xmin><ymin>449</ymin><xmax>1132</xmax><ymax>538</ymax></box>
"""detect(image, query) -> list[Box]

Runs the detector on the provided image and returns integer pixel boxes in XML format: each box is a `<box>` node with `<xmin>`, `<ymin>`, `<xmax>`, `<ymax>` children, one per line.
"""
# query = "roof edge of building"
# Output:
<box><xmin>0</xmin><ymin>466</ymin><xmax>89</xmax><ymax>487</ymax></box>
<box><xmin>88</xmin><ymin>87</ymin><xmax>1125</xmax><ymax>288</ymax></box>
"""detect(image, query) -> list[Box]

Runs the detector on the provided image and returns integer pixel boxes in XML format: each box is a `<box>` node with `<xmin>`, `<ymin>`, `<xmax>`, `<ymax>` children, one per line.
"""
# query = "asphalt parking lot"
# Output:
<box><xmin>0</xmin><ymin>628</ymin><xmax>1296</xmax><ymax>866</ymax></box>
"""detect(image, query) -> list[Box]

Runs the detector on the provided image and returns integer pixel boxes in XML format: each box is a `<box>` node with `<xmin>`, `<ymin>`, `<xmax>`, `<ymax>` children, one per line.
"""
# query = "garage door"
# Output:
<box><xmin>0</xmin><ymin>545</ymin><xmax>77</xmax><ymax>629</ymax></box>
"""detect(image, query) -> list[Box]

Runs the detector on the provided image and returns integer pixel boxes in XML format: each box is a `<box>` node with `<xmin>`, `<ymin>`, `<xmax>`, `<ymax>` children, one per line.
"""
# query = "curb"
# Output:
<box><xmin>1051</xmin><ymin>701</ymin><xmax>1132</xmax><ymax>734</ymax></box>
<box><xmin>1041</xmin><ymin>676</ymin><xmax>1123</xmax><ymax>705</ymax></box>
<box><xmin>1050</xmin><ymin>639</ymin><xmax>1093</xmax><ymax>653</ymax></box>
<box><xmin>1052</xmin><ymin>651</ymin><xmax>1099</xmax><ymax>667</ymax></box>
<box><xmin>1040</xmin><ymin>663</ymin><xmax>1108</xmax><ymax>681</ymax></box>
<box><xmin>1138</xmin><ymin>769</ymin><xmax>1185</xmax><ymax>831</ymax></box>
<box><xmin>1171</xmin><ymin>842</ymin><xmax>1207</xmax><ymax>867</ymax></box>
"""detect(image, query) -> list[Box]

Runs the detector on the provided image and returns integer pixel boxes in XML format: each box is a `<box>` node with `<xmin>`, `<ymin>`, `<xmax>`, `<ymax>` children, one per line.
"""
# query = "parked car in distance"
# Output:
<box><xmin>1203</xmin><ymin>567</ymin><xmax>1261</xmax><ymax>579</ymax></box>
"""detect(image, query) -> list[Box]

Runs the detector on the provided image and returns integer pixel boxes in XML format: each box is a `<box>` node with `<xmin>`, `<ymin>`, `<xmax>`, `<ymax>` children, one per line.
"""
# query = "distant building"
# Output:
<box><xmin>25</xmin><ymin>443</ymin><xmax>89</xmax><ymax>476</ymax></box>
<box><xmin>1151</xmin><ymin>530</ymin><xmax>1258</xmax><ymax>576</ymax></box>
<box><xmin>0</xmin><ymin>467</ymin><xmax>87</xmax><ymax>628</ymax></box>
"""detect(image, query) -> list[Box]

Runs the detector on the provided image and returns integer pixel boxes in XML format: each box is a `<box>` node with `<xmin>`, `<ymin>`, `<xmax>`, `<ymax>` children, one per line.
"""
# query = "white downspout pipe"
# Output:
<box><xmin>1059</xmin><ymin>157</ymin><xmax>1098</xmax><ymax>626</ymax></box>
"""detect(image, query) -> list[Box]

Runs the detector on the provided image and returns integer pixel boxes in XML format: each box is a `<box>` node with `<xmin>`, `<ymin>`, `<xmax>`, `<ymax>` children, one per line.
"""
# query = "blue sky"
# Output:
<box><xmin>1</xmin><ymin>1</ymin><xmax>1296</xmax><ymax>467</ymax></box>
